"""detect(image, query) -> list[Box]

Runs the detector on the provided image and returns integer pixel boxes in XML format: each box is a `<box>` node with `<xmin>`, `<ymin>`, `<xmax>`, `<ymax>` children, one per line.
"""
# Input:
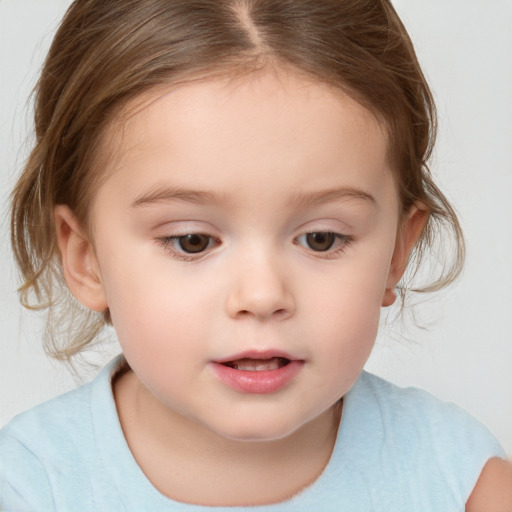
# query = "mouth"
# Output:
<box><xmin>221</xmin><ymin>357</ymin><xmax>291</xmax><ymax>371</ymax></box>
<box><xmin>211</xmin><ymin>351</ymin><xmax>303</xmax><ymax>394</ymax></box>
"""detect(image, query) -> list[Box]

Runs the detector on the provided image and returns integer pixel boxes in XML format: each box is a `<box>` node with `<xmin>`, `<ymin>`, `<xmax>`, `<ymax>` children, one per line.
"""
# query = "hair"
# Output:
<box><xmin>11</xmin><ymin>0</ymin><xmax>464</xmax><ymax>361</ymax></box>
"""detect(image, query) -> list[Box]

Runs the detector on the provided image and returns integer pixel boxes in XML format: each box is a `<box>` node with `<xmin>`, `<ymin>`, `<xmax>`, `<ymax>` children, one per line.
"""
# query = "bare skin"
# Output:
<box><xmin>466</xmin><ymin>458</ymin><xmax>512</xmax><ymax>512</ymax></box>
<box><xmin>114</xmin><ymin>369</ymin><xmax>342</xmax><ymax>505</ymax></box>
<box><xmin>55</xmin><ymin>67</ymin><xmax>512</xmax><ymax>507</ymax></box>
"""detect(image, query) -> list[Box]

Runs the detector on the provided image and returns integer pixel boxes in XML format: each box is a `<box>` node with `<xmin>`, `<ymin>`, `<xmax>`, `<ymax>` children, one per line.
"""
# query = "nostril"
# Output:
<box><xmin>271</xmin><ymin>308</ymin><xmax>291</xmax><ymax>320</ymax></box>
<box><xmin>227</xmin><ymin>287</ymin><xmax>295</xmax><ymax>320</ymax></box>
<box><xmin>235</xmin><ymin>308</ymin><xmax>289</xmax><ymax>319</ymax></box>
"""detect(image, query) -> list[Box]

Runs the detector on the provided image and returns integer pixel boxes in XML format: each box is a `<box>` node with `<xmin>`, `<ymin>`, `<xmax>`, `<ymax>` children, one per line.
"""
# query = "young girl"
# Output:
<box><xmin>1</xmin><ymin>0</ymin><xmax>511</xmax><ymax>510</ymax></box>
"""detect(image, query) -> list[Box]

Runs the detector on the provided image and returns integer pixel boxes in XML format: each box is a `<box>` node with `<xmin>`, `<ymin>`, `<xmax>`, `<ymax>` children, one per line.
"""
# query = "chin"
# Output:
<box><xmin>220</xmin><ymin>429</ymin><xmax>296</xmax><ymax>444</ymax></box>
<box><xmin>209</xmin><ymin>414</ymin><xmax>308</xmax><ymax>443</ymax></box>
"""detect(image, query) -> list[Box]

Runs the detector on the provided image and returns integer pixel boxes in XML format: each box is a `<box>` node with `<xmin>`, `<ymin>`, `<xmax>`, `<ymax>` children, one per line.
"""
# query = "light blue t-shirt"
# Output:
<box><xmin>0</xmin><ymin>355</ymin><xmax>505</xmax><ymax>511</ymax></box>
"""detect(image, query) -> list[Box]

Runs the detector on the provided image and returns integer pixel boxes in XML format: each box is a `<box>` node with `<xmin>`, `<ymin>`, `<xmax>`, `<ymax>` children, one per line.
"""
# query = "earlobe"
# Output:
<box><xmin>54</xmin><ymin>205</ymin><xmax>108</xmax><ymax>312</ymax></box>
<box><xmin>382</xmin><ymin>204</ymin><xmax>429</xmax><ymax>307</ymax></box>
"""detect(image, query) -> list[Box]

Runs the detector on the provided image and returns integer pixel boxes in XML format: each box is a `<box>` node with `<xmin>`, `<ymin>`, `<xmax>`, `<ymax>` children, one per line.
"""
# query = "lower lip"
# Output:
<box><xmin>210</xmin><ymin>360</ymin><xmax>304</xmax><ymax>394</ymax></box>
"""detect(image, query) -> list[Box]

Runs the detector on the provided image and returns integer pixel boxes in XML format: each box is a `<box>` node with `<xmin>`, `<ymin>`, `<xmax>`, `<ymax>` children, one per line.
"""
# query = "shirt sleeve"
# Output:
<box><xmin>0</xmin><ymin>431</ymin><xmax>55</xmax><ymax>512</ymax></box>
<box><xmin>430</xmin><ymin>400</ymin><xmax>507</xmax><ymax>506</ymax></box>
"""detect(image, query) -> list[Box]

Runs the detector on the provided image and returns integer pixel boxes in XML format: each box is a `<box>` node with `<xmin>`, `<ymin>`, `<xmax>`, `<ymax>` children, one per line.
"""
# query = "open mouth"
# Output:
<box><xmin>221</xmin><ymin>357</ymin><xmax>291</xmax><ymax>371</ymax></box>
<box><xmin>212</xmin><ymin>354</ymin><xmax>303</xmax><ymax>393</ymax></box>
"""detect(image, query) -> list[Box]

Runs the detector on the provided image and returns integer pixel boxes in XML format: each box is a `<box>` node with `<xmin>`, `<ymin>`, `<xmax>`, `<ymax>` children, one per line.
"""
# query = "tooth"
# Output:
<box><xmin>225</xmin><ymin>357</ymin><xmax>288</xmax><ymax>371</ymax></box>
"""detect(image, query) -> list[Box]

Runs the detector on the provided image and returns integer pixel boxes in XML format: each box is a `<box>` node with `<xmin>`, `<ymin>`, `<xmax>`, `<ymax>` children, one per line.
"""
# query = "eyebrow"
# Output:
<box><xmin>130</xmin><ymin>185</ymin><xmax>225</xmax><ymax>208</ymax></box>
<box><xmin>130</xmin><ymin>184</ymin><xmax>376</xmax><ymax>209</ymax></box>
<box><xmin>289</xmin><ymin>187</ymin><xmax>377</xmax><ymax>209</ymax></box>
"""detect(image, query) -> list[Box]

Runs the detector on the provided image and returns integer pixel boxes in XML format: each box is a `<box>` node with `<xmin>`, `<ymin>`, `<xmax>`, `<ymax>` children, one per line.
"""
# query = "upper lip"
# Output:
<box><xmin>213</xmin><ymin>349</ymin><xmax>299</xmax><ymax>364</ymax></box>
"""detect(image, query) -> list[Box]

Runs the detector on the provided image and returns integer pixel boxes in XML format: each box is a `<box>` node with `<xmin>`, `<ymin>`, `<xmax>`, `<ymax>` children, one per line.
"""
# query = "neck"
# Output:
<box><xmin>114</xmin><ymin>370</ymin><xmax>342</xmax><ymax>506</ymax></box>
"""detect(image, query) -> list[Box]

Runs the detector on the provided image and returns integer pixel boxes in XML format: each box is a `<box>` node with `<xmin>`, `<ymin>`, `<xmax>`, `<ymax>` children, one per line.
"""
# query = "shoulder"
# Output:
<box><xmin>0</xmin><ymin>371</ymin><xmax>96</xmax><ymax>456</ymax></box>
<box><xmin>0</xmin><ymin>383</ymin><xmax>92</xmax><ymax>511</ymax></box>
<box><xmin>356</xmin><ymin>371</ymin><xmax>504</xmax><ymax>448</ymax></box>
<box><xmin>347</xmin><ymin>372</ymin><xmax>507</xmax><ymax>506</ymax></box>
<box><xmin>0</xmin><ymin>356</ymin><xmax>122</xmax><ymax>511</ymax></box>
<box><xmin>0</xmin><ymin>355</ymin><xmax>123</xmax><ymax>455</ymax></box>
<box><xmin>0</xmin><ymin>376</ymin><xmax>95</xmax><ymax>465</ymax></box>
<box><xmin>0</xmin><ymin>422</ymin><xmax>56</xmax><ymax>511</ymax></box>
<box><xmin>466</xmin><ymin>457</ymin><xmax>512</xmax><ymax>512</ymax></box>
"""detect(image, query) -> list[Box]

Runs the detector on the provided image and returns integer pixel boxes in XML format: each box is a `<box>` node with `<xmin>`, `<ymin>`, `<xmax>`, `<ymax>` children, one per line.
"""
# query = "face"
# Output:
<box><xmin>87</xmin><ymin>69</ymin><xmax>406</xmax><ymax>442</ymax></box>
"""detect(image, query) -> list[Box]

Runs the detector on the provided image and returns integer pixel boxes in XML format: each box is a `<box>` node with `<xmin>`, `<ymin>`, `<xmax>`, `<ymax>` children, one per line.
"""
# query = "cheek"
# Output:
<box><xmin>98</xmin><ymin>246</ymin><xmax>220</xmax><ymax>362</ymax></box>
<box><xmin>104</xmin><ymin>273</ymin><xmax>210</xmax><ymax>398</ymax></box>
<box><xmin>300</xmin><ymin>252</ymin><xmax>390</xmax><ymax>321</ymax></box>
<box><xmin>297</xmin><ymin>253</ymin><xmax>391</xmax><ymax>361</ymax></box>
<box><xmin>105</xmin><ymin>273</ymin><xmax>200</xmax><ymax>347</ymax></box>
<box><xmin>317</xmin><ymin>293</ymin><xmax>381</xmax><ymax>366</ymax></box>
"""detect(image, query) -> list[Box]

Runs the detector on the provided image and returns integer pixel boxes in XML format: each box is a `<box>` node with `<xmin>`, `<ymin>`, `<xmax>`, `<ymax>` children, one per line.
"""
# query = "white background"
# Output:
<box><xmin>1</xmin><ymin>1</ymin><xmax>511</xmax><ymax>455</ymax></box>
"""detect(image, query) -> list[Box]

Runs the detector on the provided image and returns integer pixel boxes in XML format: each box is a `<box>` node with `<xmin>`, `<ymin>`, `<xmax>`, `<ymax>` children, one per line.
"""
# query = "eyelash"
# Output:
<box><xmin>294</xmin><ymin>232</ymin><xmax>353</xmax><ymax>259</ymax></box>
<box><xmin>155</xmin><ymin>234</ymin><xmax>220</xmax><ymax>261</ymax></box>
<box><xmin>155</xmin><ymin>231</ymin><xmax>352</xmax><ymax>261</ymax></box>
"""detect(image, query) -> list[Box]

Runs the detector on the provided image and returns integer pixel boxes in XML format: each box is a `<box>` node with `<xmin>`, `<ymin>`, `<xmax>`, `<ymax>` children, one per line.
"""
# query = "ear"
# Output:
<box><xmin>382</xmin><ymin>204</ymin><xmax>429</xmax><ymax>307</ymax></box>
<box><xmin>54</xmin><ymin>205</ymin><xmax>108</xmax><ymax>312</ymax></box>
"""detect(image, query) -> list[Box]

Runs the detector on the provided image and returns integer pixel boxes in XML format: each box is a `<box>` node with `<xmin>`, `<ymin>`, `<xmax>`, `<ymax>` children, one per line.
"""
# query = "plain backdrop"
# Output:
<box><xmin>1</xmin><ymin>0</ymin><xmax>511</xmax><ymax>455</ymax></box>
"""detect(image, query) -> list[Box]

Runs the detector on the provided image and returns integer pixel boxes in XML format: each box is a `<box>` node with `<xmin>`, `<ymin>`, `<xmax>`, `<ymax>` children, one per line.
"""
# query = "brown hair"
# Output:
<box><xmin>11</xmin><ymin>0</ymin><xmax>464</xmax><ymax>361</ymax></box>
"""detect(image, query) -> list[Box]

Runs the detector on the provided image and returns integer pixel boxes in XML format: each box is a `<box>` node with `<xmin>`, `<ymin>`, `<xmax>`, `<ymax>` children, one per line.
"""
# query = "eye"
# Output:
<box><xmin>303</xmin><ymin>232</ymin><xmax>335</xmax><ymax>251</ymax></box>
<box><xmin>175</xmin><ymin>234</ymin><xmax>211</xmax><ymax>253</ymax></box>
<box><xmin>295</xmin><ymin>231</ymin><xmax>351</xmax><ymax>254</ymax></box>
<box><xmin>156</xmin><ymin>233</ymin><xmax>218</xmax><ymax>258</ymax></box>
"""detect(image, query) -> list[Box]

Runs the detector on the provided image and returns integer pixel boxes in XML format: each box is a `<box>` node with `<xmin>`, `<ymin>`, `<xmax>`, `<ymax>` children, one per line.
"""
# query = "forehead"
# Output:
<box><xmin>94</xmin><ymin>68</ymin><xmax>394</xmax><ymax>209</ymax></box>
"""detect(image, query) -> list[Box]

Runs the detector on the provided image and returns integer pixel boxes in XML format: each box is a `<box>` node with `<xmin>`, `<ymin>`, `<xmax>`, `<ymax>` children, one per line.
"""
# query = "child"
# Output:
<box><xmin>1</xmin><ymin>0</ymin><xmax>511</xmax><ymax>510</ymax></box>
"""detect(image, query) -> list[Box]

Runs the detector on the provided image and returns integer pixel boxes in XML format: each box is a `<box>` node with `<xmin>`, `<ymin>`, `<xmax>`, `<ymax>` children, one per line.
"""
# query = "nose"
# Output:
<box><xmin>225</xmin><ymin>250</ymin><xmax>296</xmax><ymax>321</ymax></box>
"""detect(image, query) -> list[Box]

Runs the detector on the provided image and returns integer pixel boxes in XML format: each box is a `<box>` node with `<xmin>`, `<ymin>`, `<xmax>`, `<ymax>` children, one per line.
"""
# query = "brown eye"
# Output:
<box><xmin>305</xmin><ymin>232</ymin><xmax>336</xmax><ymax>252</ymax></box>
<box><xmin>177</xmin><ymin>234</ymin><xmax>211</xmax><ymax>253</ymax></box>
